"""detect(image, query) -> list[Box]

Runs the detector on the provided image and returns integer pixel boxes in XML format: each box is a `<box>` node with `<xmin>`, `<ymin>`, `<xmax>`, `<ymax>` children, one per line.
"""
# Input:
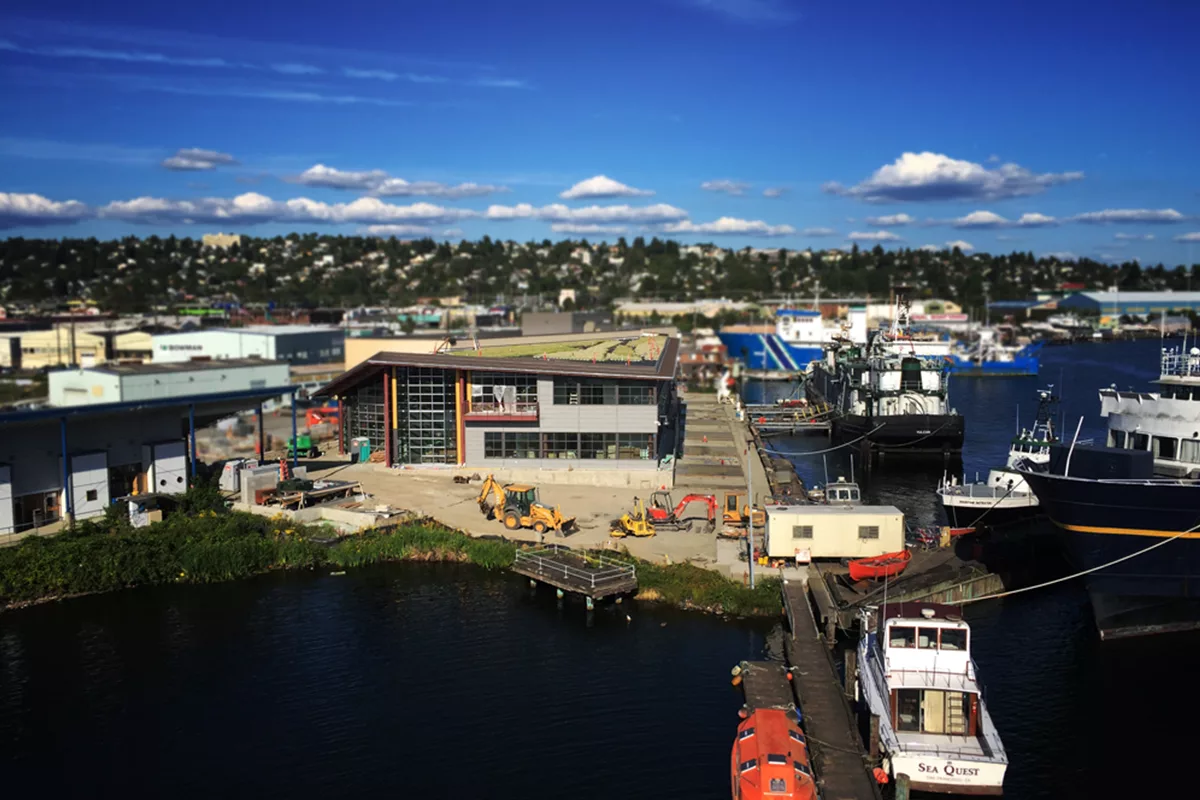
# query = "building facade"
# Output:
<box><xmin>152</xmin><ymin>325</ymin><xmax>345</xmax><ymax>366</ymax></box>
<box><xmin>1058</xmin><ymin>291</ymin><xmax>1200</xmax><ymax>317</ymax></box>
<box><xmin>48</xmin><ymin>359</ymin><xmax>290</xmax><ymax>406</ymax></box>
<box><xmin>320</xmin><ymin>340</ymin><xmax>681</xmax><ymax>474</ymax></box>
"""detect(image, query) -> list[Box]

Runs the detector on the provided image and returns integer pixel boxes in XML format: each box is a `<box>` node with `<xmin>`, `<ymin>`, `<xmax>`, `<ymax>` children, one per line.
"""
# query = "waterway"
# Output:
<box><xmin>1</xmin><ymin>340</ymin><xmax>1196</xmax><ymax>798</ymax></box>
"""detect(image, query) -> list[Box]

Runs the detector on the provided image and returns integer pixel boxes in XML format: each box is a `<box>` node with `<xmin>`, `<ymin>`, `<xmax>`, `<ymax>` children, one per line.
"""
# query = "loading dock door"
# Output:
<box><xmin>0</xmin><ymin>465</ymin><xmax>12</xmax><ymax>534</ymax></box>
<box><xmin>152</xmin><ymin>441</ymin><xmax>188</xmax><ymax>495</ymax></box>
<box><xmin>70</xmin><ymin>452</ymin><xmax>109</xmax><ymax>520</ymax></box>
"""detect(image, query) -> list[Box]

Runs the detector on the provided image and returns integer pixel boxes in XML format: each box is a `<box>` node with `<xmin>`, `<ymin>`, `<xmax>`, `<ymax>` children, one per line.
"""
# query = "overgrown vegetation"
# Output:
<box><xmin>0</xmin><ymin>488</ymin><xmax>778</xmax><ymax>616</ymax></box>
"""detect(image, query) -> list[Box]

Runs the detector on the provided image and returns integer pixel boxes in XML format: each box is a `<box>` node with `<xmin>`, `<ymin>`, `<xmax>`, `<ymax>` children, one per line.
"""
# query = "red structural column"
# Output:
<box><xmin>383</xmin><ymin>370</ymin><xmax>393</xmax><ymax>468</ymax></box>
<box><xmin>337</xmin><ymin>398</ymin><xmax>345</xmax><ymax>455</ymax></box>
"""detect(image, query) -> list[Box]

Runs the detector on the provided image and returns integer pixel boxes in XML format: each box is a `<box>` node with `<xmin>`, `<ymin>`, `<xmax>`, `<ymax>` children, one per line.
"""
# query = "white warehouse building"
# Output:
<box><xmin>48</xmin><ymin>359</ymin><xmax>291</xmax><ymax>407</ymax></box>
<box><xmin>152</xmin><ymin>325</ymin><xmax>345</xmax><ymax>366</ymax></box>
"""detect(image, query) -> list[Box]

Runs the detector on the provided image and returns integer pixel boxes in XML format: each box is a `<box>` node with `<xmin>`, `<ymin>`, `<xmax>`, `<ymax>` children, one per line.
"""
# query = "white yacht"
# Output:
<box><xmin>938</xmin><ymin>388</ymin><xmax>1058</xmax><ymax>529</ymax></box>
<box><xmin>1100</xmin><ymin>346</ymin><xmax>1200</xmax><ymax>478</ymax></box>
<box><xmin>857</xmin><ymin>604</ymin><xmax>1008</xmax><ymax>796</ymax></box>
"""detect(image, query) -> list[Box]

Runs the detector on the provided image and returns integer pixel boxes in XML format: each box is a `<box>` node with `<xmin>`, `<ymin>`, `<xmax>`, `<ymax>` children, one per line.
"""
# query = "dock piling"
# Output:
<box><xmin>869</xmin><ymin>714</ymin><xmax>880</xmax><ymax>759</ymax></box>
<box><xmin>844</xmin><ymin>649</ymin><xmax>858</xmax><ymax>701</ymax></box>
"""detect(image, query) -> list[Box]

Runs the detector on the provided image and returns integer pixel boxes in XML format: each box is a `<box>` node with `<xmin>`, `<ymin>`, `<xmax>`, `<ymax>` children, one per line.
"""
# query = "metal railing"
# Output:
<box><xmin>513</xmin><ymin>544</ymin><xmax>636</xmax><ymax>589</ymax></box>
<box><xmin>1161</xmin><ymin>351</ymin><xmax>1200</xmax><ymax>379</ymax></box>
<box><xmin>464</xmin><ymin>401</ymin><xmax>539</xmax><ymax>417</ymax></box>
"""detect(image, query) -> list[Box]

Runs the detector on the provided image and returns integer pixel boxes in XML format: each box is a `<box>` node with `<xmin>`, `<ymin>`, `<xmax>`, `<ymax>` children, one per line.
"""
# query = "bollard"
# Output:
<box><xmin>844</xmin><ymin>649</ymin><xmax>858</xmax><ymax>701</ymax></box>
<box><xmin>895</xmin><ymin>773</ymin><xmax>910</xmax><ymax>800</ymax></box>
<box><xmin>869</xmin><ymin>714</ymin><xmax>881</xmax><ymax>759</ymax></box>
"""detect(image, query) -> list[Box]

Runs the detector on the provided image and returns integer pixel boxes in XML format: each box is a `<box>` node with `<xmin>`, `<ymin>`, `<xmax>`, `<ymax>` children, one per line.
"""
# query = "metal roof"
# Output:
<box><xmin>0</xmin><ymin>385</ymin><xmax>297</xmax><ymax>426</ymax></box>
<box><xmin>1069</xmin><ymin>291</ymin><xmax>1200</xmax><ymax>304</ymax></box>
<box><xmin>318</xmin><ymin>336</ymin><xmax>679</xmax><ymax>397</ymax></box>
<box><xmin>77</xmin><ymin>358</ymin><xmax>286</xmax><ymax>376</ymax></box>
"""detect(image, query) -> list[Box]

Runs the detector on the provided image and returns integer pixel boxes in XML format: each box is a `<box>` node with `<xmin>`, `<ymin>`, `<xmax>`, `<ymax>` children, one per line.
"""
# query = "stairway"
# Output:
<box><xmin>946</xmin><ymin>691</ymin><xmax>968</xmax><ymax>735</ymax></box>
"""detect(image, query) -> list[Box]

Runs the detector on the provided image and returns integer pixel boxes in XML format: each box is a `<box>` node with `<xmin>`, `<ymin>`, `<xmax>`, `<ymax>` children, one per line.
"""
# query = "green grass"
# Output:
<box><xmin>0</xmin><ymin>489</ymin><xmax>778</xmax><ymax>617</ymax></box>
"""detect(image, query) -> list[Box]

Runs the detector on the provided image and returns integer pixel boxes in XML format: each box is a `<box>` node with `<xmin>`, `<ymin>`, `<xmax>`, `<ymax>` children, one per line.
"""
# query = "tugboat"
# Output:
<box><xmin>1016</xmin><ymin>345</ymin><xmax>1200</xmax><ymax>637</ymax></box>
<box><xmin>857</xmin><ymin>604</ymin><xmax>1008</xmax><ymax>795</ymax></box>
<box><xmin>938</xmin><ymin>387</ymin><xmax>1058</xmax><ymax>529</ymax></box>
<box><xmin>730</xmin><ymin>708</ymin><xmax>818</xmax><ymax>800</ymax></box>
<box><xmin>808</xmin><ymin>293</ymin><xmax>964</xmax><ymax>455</ymax></box>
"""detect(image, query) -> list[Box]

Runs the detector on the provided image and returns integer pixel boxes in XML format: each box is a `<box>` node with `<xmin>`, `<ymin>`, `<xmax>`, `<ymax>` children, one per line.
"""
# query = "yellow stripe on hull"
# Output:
<box><xmin>1052</xmin><ymin>520</ymin><xmax>1200</xmax><ymax>539</ymax></box>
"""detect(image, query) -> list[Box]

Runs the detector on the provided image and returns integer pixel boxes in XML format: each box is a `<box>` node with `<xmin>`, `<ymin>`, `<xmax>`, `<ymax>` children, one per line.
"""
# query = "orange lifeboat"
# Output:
<box><xmin>730</xmin><ymin>708</ymin><xmax>817</xmax><ymax>800</ymax></box>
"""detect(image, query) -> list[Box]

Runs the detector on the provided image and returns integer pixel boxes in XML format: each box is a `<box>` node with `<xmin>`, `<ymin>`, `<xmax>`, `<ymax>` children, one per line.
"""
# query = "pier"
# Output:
<box><xmin>510</xmin><ymin>545</ymin><xmax>638</xmax><ymax>605</ymax></box>
<box><xmin>744</xmin><ymin>402</ymin><xmax>836</xmax><ymax>436</ymax></box>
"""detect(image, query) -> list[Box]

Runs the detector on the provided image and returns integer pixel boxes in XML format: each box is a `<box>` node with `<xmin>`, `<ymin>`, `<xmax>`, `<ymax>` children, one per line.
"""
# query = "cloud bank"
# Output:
<box><xmin>559</xmin><ymin>175</ymin><xmax>654</xmax><ymax>200</ymax></box>
<box><xmin>824</xmin><ymin>152</ymin><xmax>1083</xmax><ymax>203</ymax></box>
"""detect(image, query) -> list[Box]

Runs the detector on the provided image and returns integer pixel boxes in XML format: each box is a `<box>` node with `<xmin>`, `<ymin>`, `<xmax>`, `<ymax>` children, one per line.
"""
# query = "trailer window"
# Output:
<box><xmin>858</xmin><ymin>525</ymin><xmax>879</xmax><ymax>540</ymax></box>
<box><xmin>888</xmin><ymin>626</ymin><xmax>915</xmax><ymax>648</ymax></box>
<box><xmin>792</xmin><ymin>525</ymin><xmax>813</xmax><ymax>539</ymax></box>
<box><xmin>940</xmin><ymin>628</ymin><xmax>968</xmax><ymax>651</ymax></box>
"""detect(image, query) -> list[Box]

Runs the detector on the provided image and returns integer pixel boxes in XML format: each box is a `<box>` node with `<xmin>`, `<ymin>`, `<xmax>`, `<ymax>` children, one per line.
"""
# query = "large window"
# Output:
<box><xmin>553</xmin><ymin>380</ymin><xmax>657</xmax><ymax>405</ymax></box>
<box><xmin>472</xmin><ymin>372</ymin><xmax>537</xmax><ymax>406</ymax></box>
<box><xmin>543</xmin><ymin>432</ymin><xmax>579</xmax><ymax>458</ymax></box>
<box><xmin>483</xmin><ymin>432</ymin><xmax>540</xmax><ymax>458</ymax></box>
<box><xmin>1181</xmin><ymin>439</ymin><xmax>1200</xmax><ymax>464</ymax></box>
<box><xmin>618</xmin><ymin>433</ymin><xmax>653</xmax><ymax>459</ymax></box>
<box><xmin>894</xmin><ymin>689</ymin><xmax>970</xmax><ymax>736</ymax></box>
<box><xmin>580</xmin><ymin>433</ymin><xmax>617</xmax><ymax>459</ymax></box>
<box><xmin>618</xmin><ymin>385</ymin><xmax>656</xmax><ymax>405</ymax></box>
<box><xmin>888</xmin><ymin>626</ymin><xmax>915</xmax><ymax>648</ymax></box>
<box><xmin>1153</xmin><ymin>436</ymin><xmax>1178</xmax><ymax>460</ymax></box>
<box><xmin>1132</xmin><ymin>432</ymin><xmax>1150</xmax><ymax>450</ymax></box>
<box><xmin>1109</xmin><ymin>429</ymin><xmax>1127</xmax><ymax>448</ymax></box>
<box><xmin>482</xmin><ymin>431</ymin><xmax>653</xmax><ymax>460</ymax></box>
<box><xmin>553</xmin><ymin>379</ymin><xmax>579</xmax><ymax>405</ymax></box>
<box><xmin>895</xmin><ymin>689</ymin><xmax>921</xmax><ymax>732</ymax></box>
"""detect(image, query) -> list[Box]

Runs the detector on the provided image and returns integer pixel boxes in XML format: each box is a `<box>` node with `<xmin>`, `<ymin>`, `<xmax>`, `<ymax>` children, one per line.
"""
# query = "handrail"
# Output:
<box><xmin>513</xmin><ymin>545</ymin><xmax>636</xmax><ymax>588</ymax></box>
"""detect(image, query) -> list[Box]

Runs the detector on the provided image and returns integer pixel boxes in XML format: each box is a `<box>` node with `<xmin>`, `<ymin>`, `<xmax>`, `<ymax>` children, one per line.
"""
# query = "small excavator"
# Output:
<box><xmin>646</xmin><ymin>491</ymin><xmax>717</xmax><ymax>533</ymax></box>
<box><xmin>477</xmin><ymin>474</ymin><xmax>576</xmax><ymax>535</ymax></box>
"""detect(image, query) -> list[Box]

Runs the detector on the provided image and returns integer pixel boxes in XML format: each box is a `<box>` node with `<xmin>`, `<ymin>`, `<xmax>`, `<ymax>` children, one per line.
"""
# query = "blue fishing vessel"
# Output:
<box><xmin>718</xmin><ymin>307</ymin><xmax>868</xmax><ymax>372</ymax></box>
<box><xmin>946</xmin><ymin>339</ymin><xmax>1042</xmax><ymax>377</ymax></box>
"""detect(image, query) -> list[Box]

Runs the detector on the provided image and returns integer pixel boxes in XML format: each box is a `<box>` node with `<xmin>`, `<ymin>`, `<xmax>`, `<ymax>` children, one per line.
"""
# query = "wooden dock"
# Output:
<box><xmin>745</xmin><ymin>402</ymin><xmax>836</xmax><ymax>435</ymax></box>
<box><xmin>510</xmin><ymin>545</ymin><xmax>638</xmax><ymax>602</ymax></box>
<box><xmin>736</xmin><ymin>660</ymin><xmax>796</xmax><ymax>712</ymax></box>
<box><xmin>782</xmin><ymin>579</ymin><xmax>881</xmax><ymax>800</ymax></box>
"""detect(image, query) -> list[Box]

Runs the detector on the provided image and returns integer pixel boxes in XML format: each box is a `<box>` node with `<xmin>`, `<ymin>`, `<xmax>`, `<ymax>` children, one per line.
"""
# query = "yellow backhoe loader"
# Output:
<box><xmin>610</xmin><ymin>496</ymin><xmax>656</xmax><ymax>538</ymax></box>
<box><xmin>477</xmin><ymin>474</ymin><xmax>576</xmax><ymax>535</ymax></box>
<box><xmin>722</xmin><ymin>491</ymin><xmax>766</xmax><ymax>527</ymax></box>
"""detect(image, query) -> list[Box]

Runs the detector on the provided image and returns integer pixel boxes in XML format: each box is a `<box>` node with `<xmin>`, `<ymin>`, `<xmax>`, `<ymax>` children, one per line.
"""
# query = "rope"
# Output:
<box><xmin>760</xmin><ymin>424</ymin><xmax>887</xmax><ymax>458</ymax></box>
<box><xmin>963</xmin><ymin>477</ymin><xmax>1020</xmax><ymax>529</ymax></box>
<box><xmin>957</xmin><ymin>519</ymin><xmax>1200</xmax><ymax>606</ymax></box>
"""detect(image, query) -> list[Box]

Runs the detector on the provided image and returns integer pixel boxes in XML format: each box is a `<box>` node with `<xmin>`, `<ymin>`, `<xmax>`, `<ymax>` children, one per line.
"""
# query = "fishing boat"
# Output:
<box><xmin>718</xmin><ymin>288</ymin><xmax>869</xmax><ymax>373</ymax></box>
<box><xmin>848</xmin><ymin>549</ymin><xmax>912</xmax><ymax>581</ymax></box>
<box><xmin>730</xmin><ymin>708</ymin><xmax>818</xmax><ymax>800</ymax></box>
<box><xmin>946</xmin><ymin>330</ymin><xmax>1042</xmax><ymax>377</ymax></box>
<box><xmin>937</xmin><ymin>387</ymin><xmax>1058</xmax><ymax>529</ymax></box>
<box><xmin>857</xmin><ymin>604</ymin><xmax>1009</xmax><ymax>795</ymax></box>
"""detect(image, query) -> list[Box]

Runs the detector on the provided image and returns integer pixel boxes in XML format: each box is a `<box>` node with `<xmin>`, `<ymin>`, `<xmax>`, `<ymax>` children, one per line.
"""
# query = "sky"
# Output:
<box><xmin>1</xmin><ymin>0</ymin><xmax>1199</xmax><ymax>264</ymax></box>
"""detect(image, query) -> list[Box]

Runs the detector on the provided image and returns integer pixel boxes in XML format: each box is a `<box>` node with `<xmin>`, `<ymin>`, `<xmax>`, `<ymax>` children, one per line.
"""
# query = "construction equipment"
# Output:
<box><xmin>286</xmin><ymin>434</ymin><xmax>320</xmax><ymax>459</ymax></box>
<box><xmin>722</xmin><ymin>491</ymin><xmax>766</xmax><ymax>527</ymax></box>
<box><xmin>610</xmin><ymin>496</ymin><xmax>656</xmax><ymax>538</ymax></box>
<box><xmin>646</xmin><ymin>491</ymin><xmax>718</xmax><ymax>532</ymax></box>
<box><xmin>477</xmin><ymin>474</ymin><xmax>576</xmax><ymax>535</ymax></box>
<box><xmin>305</xmin><ymin>405</ymin><xmax>339</xmax><ymax>427</ymax></box>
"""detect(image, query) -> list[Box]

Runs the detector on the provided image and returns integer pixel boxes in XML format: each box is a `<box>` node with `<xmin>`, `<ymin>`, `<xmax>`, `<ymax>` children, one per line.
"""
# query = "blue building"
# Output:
<box><xmin>1057</xmin><ymin>292</ymin><xmax>1200</xmax><ymax>316</ymax></box>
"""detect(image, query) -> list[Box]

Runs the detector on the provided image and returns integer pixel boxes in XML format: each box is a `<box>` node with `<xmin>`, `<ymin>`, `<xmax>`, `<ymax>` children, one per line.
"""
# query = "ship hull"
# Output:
<box><xmin>1019</xmin><ymin>468</ymin><xmax>1200</xmax><ymax>637</ymax></box>
<box><xmin>717</xmin><ymin>331</ymin><xmax>824</xmax><ymax>372</ymax></box>
<box><xmin>940</xmin><ymin>495</ymin><xmax>1040</xmax><ymax>529</ymax></box>
<box><xmin>835</xmin><ymin>413</ymin><xmax>965</xmax><ymax>454</ymax></box>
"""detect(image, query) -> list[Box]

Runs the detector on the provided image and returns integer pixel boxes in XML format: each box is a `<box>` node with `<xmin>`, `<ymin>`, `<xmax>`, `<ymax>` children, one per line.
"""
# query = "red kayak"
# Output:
<box><xmin>848</xmin><ymin>550</ymin><xmax>912</xmax><ymax>582</ymax></box>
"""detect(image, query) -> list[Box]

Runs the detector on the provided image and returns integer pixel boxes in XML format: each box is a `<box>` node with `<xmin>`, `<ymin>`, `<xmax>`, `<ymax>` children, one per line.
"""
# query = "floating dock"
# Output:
<box><xmin>781</xmin><ymin>579</ymin><xmax>882</xmax><ymax>800</ymax></box>
<box><xmin>511</xmin><ymin>545</ymin><xmax>638</xmax><ymax>603</ymax></box>
<box><xmin>735</xmin><ymin>660</ymin><xmax>796</xmax><ymax>712</ymax></box>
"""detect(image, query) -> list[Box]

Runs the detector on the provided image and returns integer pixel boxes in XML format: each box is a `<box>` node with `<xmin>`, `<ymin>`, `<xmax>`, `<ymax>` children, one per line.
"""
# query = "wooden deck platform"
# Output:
<box><xmin>510</xmin><ymin>545</ymin><xmax>638</xmax><ymax>600</ymax></box>
<box><xmin>737</xmin><ymin>661</ymin><xmax>796</xmax><ymax>712</ymax></box>
<box><xmin>782</xmin><ymin>579</ymin><xmax>881</xmax><ymax>800</ymax></box>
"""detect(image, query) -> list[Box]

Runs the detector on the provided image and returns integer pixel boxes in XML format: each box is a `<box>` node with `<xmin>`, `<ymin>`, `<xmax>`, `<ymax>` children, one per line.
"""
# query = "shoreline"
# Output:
<box><xmin>0</xmin><ymin>507</ymin><xmax>781</xmax><ymax>617</ymax></box>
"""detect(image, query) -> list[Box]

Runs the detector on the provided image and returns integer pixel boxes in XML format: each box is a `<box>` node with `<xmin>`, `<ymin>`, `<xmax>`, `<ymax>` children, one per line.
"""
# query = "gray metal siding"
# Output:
<box><xmin>274</xmin><ymin>330</ymin><xmax>345</xmax><ymax>365</ymax></box>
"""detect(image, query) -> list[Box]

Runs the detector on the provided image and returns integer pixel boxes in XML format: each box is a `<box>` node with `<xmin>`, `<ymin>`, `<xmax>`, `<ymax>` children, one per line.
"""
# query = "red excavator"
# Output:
<box><xmin>646</xmin><ymin>492</ymin><xmax>717</xmax><ymax>532</ymax></box>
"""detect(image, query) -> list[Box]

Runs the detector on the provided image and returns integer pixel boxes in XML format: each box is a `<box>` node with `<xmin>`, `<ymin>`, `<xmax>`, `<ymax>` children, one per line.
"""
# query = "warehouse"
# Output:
<box><xmin>319</xmin><ymin>335</ymin><xmax>681</xmax><ymax>478</ymax></box>
<box><xmin>151</xmin><ymin>325</ymin><xmax>345</xmax><ymax>366</ymax></box>
<box><xmin>48</xmin><ymin>359</ymin><xmax>290</xmax><ymax>406</ymax></box>
<box><xmin>1057</xmin><ymin>291</ymin><xmax>1200</xmax><ymax>316</ymax></box>
<box><xmin>0</xmin><ymin>380</ymin><xmax>295</xmax><ymax>536</ymax></box>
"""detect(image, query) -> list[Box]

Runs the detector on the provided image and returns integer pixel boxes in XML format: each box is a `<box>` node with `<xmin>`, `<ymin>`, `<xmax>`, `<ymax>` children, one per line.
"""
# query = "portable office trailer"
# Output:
<box><xmin>764</xmin><ymin>504</ymin><xmax>904</xmax><ymax>561</ymax></box>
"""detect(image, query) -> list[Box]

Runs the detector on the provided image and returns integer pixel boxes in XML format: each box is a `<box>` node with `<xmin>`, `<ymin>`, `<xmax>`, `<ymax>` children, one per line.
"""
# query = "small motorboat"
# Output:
<box><xmin>945</xmin><ymin>526</ymin><xmax>976</xmax><ymax>537</ymax></box>
<box><xmin>848</xmin><ymin>549</ymin><xmax>912</xmax><ymax>582</ymax></box>
<box><xmin>731</xmin><ymin>708</ymin><xmax>817</xmax><ymax>800</ymax></box>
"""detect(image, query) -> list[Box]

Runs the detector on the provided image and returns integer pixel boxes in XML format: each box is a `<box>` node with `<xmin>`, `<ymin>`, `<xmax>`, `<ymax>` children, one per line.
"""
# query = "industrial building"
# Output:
<box><xmin>320</xmin><ymin>336</ymin><xmax>681</xmax><ymax>477</ymax></box>
<box><xmin>1057</xmin><ymin>291</ymin><xmax>1200</xmax><ymax>316</ymax></box>
<box><xmin>151</xmin><ymin>325</ymin><xmax>345</xmax><ymax>366</ymax></box>
<box><xmin>0</xmin><ymin>326</ymin><xmax>154</xmax><ymax>370</ymax></box>
<box><xmin>48</xmin><ymin>359</ymin><xmax>290</xmax><ymax>406</ymax></box>
<box><xmin>0</xmin><ymin>378</ymin><xmax>296</xmax><ymax>535</ymax></box>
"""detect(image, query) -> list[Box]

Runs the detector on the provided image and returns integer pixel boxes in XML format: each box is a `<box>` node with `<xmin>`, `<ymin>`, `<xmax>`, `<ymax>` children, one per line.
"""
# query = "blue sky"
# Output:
<box><xmin>1</xmin><ymin>0</ymin><xmax>1199</xmax><ymax>264</ymax></box>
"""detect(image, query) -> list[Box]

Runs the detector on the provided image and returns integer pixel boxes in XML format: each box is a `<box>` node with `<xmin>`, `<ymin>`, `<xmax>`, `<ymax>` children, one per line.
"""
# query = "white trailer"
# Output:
<box><xmin>763</xmin><ymin>504</ymin><xmax>904</xmax><ymax>562</ymax></box>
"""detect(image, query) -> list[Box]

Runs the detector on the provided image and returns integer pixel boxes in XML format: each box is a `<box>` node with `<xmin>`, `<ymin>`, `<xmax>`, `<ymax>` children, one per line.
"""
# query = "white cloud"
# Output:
<box><xmin>361</xmin><ymin>224</ymin><xmax>433</xmax><ymax>236</ymax></box>
<box><xmin>919</xmin><ymin>244</ymin><xmax>940</xmax><ymax>252</ymax></box>
<box><xmin>864</xmin><ymin>213</ymin><xmax>915</xmax><ymax>227</ymax></box>
<box><xmin>0</xmin><ymin>191</ymin><xmax>90</xmax><ymax>228</ymax></box>
<box><xmin>847</xmin><ymin>230</ymin><xmax>902</xmax><ymax>242</ymax></box>
<box><xmin>953</xmin><ymin>210</ymin><xmax>1009</xmax><ymax>228</ymax></box>
<box><xmin>98</xmin><ymin>192</ymin><xmax>477</xmax><ymax>226</ymax></box>
<box><xmin>272</xmin><ymin>63</ymin><xmax>323</xmax><ymax>75</ymax></box>
<box><xmin>763</xmin><ymin>187</ymin><xmax>787</xmax><ymax>198</ymax></box>
<box><xmin>1072</xmin><ymin>208</ymin><xmax>1186</xmax><ymax>224</ymax></box>
<box><xmin>802</xmin><ymin>227</ymin><xmax>837</xmax><ymax>237</ymax></box>
<box><xmin>291</xmin><ymin>164</ymin><xmax>505</xmax><ymax>198</ymax></box>
<box><xmin>701</xmin><ymin>179</ymin><xmax>751</xmax><ymax>196</ymax></box>
<box><xmin>1114</xmin><ymin>232</ymin><xmax>1155</xmax><ymax>241</ymax></box>
<box><xmin>824</xmin><ymin>151</ymin><xmax>1083</xmax><ymax>203</ymax></box>
<box><xmin>485</xmin><ymin>203</ymin><xmax>688</xmax><ymax>224</ymax></box>
<box><xmin>550</xmin><ymin>223</ymin><xmax>629</xmax><ymax>235</ymax></box>
<box><xmin>1044</xmin><ymin>251</ymin><xmax>1079</xmax><ymax>261</ymax></box>
<box><xmin>161</xmin><ymin>147</ymin><xmax>237</xmax><ymax>171</ymax></box>
<box><xmin>662</xmin><ymin>217</ymin><xmax>796</xmax><ymax>237</ymax></box>
<box><xmin>441</xmin><ymin>228</ymin><xmax>464</xmax><ymax>238</ymax></box>
<box><xmin>1016</xmin><ymin>212</ymin><xmax>1058</xmax><ymax>227</ymax></box>
<box><xmin>559</xmin><ymin>175</ymin><xmax>653</xmax><ymax>200</ymax></box>
<box><xmin>342</xmin><ymin>67</ymin><xmax>448</xmax><ymax>83</ymax></box>
<box><xmin>945</xmin><ymin>239</ymin><xmax>974</xmax><ymax>251</ymax></box>
<box><xmin>1175</xmin><ymin>232</ymin><xmax>1200</xmax><ymax>243</ymax></box>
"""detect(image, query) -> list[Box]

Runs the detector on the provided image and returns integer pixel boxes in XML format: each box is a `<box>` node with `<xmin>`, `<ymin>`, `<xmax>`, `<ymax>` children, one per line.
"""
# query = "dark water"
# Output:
<box><xmin>3</xmin><ymin>340</ymin><xmax>1198</xmax><ymax>799</ymax></box>
<box><xmin>0</xmin><ymin>564</ymin><xmax>770</xmax><ymax>799</ymax></box>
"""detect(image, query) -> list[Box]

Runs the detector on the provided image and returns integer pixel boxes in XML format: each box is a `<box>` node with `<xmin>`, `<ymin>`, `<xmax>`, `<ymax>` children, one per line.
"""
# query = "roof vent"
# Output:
<box><xmin>920</xmin><ymin>608</ymin><xmax>936</xmax><ymax>619</ymax></box>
